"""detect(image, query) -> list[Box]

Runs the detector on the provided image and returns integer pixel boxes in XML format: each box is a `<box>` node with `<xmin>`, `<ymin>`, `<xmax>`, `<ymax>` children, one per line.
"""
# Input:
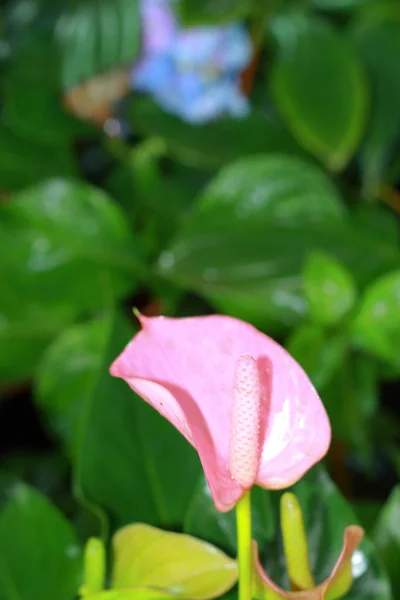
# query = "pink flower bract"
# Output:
<box><xmin>110</xmin><ymin>315</ymin><xmax>331</xmax><ymax>512</ymax></box>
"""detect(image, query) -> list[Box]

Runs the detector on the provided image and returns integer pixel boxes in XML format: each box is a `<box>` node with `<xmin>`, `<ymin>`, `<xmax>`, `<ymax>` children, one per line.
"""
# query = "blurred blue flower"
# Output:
<box><xmin>131</xmin><ymin>0</ymin><xmax>253</xmax><ymax>123</ymax></box>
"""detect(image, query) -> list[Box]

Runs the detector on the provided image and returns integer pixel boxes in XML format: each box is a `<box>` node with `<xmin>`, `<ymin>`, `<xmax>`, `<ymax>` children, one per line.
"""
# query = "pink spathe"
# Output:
<box><xmin>110</xmin><ymin>315</ymin><xmax>331</xmax><ymax>512</ymax></box>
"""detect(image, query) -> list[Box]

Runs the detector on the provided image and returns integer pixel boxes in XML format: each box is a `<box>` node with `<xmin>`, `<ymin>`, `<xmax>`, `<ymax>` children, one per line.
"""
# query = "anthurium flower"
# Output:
<box><xmin>252</xmin><ymin>526</ymin><xmax>364</xmax><ymax>600</ymax></box>
<box><xmin>252</xmin><ymin>492</ymin><xmax>364</xmax><ymax>600</ymax></box>
<box><xmin>110</xmin><ymin>315</ymin><xmax>331</xmax><ymax>512</ymax></box>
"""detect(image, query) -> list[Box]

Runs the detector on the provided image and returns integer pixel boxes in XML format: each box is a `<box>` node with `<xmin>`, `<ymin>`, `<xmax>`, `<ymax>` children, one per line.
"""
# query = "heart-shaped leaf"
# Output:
<box><xmin>270</xmin><ymin>14</ymin><xmax>367</xmax><ymax>170</ymax></box>
<box><xmin>112</xmin><ymin>524</ymin><xmax>237</xmax><ymax>599</ymax></box>
<box><xmin>0</xmin><ymin>483</ymin><xmax>82</xmax><ymax>600</ymax></box>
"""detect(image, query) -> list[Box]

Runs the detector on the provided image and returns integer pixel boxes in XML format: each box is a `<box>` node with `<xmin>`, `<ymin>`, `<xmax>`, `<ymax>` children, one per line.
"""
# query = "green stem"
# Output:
<box><xmin>236</xmin><ymin>491</ymin><xmax>253</xmax><ymax>600</ymax></box>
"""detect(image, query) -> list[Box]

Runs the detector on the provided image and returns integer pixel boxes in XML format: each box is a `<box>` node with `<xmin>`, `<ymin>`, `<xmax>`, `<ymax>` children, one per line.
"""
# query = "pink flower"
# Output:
<box><xmin>110</xmin><ymin>315</ymin><xmax>331</xmax><ymax>512</ymax></box>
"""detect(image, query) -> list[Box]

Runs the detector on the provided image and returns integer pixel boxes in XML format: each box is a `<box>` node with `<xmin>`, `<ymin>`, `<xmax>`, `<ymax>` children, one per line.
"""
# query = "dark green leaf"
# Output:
<box><xmin>0</xmin><ymin>178</ymin><xmax>139</xmax><ymax>381</ymax></box>
<box><xmin>351</xmin><ymin>17</ymin><xmax>400</xmax><ymax>194</ymax></box>
<box><xmin>270</xmin><ymin>14</ymin><xmax>367</xmax><ymax>170</ymax></box>
<box><xmin>373</xmin><ymin>486</ymin><xmax>400</xmax><ymax>596</ymax></box>
<box><xmin>351</xmin><ymin>270</ymin><xmax>400</xmax><ymax>368</ymax></box>
<box><xmin>158</xmin><ymin>154</ymin><xmax>399</xmax><ymax>332</ymax></box>
<box><xmin>57</xmin><ymin>0</ymin><xmax>140</xmax><ymax>90</ymax></box>
<box><xmin>130</xmin><ymin>98</ymin><xmax>305</xmax><ymax>171</ymax></box>
<box><xmin>36</xmin><ymin>313</ymin><xmax>201</xmax><ymax>528</ymax></box>
<box><xmin>0</xmin><ymin>483</ymin><xmax>82</xmax><ymax>600</ymax></box>
<box><xmin>302</xmin><ymin>251</ymin><xmax>357</xmax><ymax>325</ymax></box>
<box><xmin>285</xmin><ymin>324</ymin><xmax>346</xmax><ymax>390</ymax></box>
<box><xmin>184</xmin><ymin>474</ymin><xmax>275</xmax><ymax>556</ymax></box>
<box><xmin>0</xmin><ymin>178</ymin><xmax>139</xmax><ymax>317</ymax></box>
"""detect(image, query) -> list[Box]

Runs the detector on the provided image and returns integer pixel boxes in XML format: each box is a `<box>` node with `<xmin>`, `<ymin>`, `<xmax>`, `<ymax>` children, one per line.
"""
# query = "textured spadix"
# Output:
<box><xmin>229</xmin><ymin>355</ymin><xmax>261</xmax><ymax>489</ymax></box>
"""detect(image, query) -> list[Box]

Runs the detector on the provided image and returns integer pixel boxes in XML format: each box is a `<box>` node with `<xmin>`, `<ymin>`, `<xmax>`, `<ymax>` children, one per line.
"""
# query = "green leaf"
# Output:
<box><xmin>285</xmin><ymin>325</ymin><xmax>345</xmax><ymax>390</ymax></box>
<box><xmin>185</xmin><ymin>474</ymin><xmax>275</xmax><ymax>556</ymax></box>
<box><xmin>158</xmin><ymin>154</ymin><xmax>399</xmax><ymax>332</ymax></box>
<box><xmin>56</xmin><ymin>0</ymin><xmax>140</xmax><ymax>90</ymax></box>
<box><xmin>351</xmin><ymin>270</ymin><xmax>400</xmax><ymax>368</ymax></box>
<box><xmin>373</xmin><ymin>486</ymin><xmax>400</xmax><ymax>595</ymax></box>
<box><xmin>36</xmin><ymin>313</ymin><xmax>201</xmax><ymax>528</ymax></box>
<box><xmin>270</xmin><ymin>14</ymin><xmax>368</xmax><ymax>170</ymax></box>
<box><xmin>112</xmin><ymin>523</ymin><xmax>237</xmax><ymax>598</ymax></box>
<box><xmin>130</xmin><ymin>98</ymin><xmax>305</xmax><ymax>171</ymax></box>
<box><xmin>0</xmin><ymin>178</ymin><xmax>139</xmax><ymax>317</ymax></box>
<box><xmin>303</xmin><ymin>251</ymin><xmax>357</xmax><ymax>325</ymax></box>
<box><xmin>0</xmin><ymin>483</ymin><xmax>82</xmax><ymax>600</ymax></box>
<box><xmin>0</xmin><ymin>178</ymin><xmax>139</xmax><ymax>381</ymax></box>
<box><xmin>351</xmin><ymin>17</ymin><xmax>400</xmax><ymax>194</ymax></box>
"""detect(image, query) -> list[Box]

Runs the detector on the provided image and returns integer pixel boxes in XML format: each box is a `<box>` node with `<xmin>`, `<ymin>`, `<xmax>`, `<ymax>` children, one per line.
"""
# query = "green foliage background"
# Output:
<box><xmin>0</xmin><ymin>0</ymin><xmax>399</xmax><ymax>598</ymax></box>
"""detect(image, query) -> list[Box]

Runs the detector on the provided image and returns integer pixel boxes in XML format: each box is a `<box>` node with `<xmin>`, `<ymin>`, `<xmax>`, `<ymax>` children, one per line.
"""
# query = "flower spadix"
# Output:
<box><xmin>229</xmin><ymin>355</ymin><xmax>261</xmax><ymax>489</ymax></box>
<box><xmin>110</xmin><ymin>315</ymin><xmax>331</xmax><ymax>512</ymax></box>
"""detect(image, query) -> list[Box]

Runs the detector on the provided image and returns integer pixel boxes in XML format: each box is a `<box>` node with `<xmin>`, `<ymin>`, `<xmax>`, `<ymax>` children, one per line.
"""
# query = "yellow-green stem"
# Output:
<box><xmin>236</xmin><ymin>491</ymin><xmax>253</xmax><ymax>600</ymax></box>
